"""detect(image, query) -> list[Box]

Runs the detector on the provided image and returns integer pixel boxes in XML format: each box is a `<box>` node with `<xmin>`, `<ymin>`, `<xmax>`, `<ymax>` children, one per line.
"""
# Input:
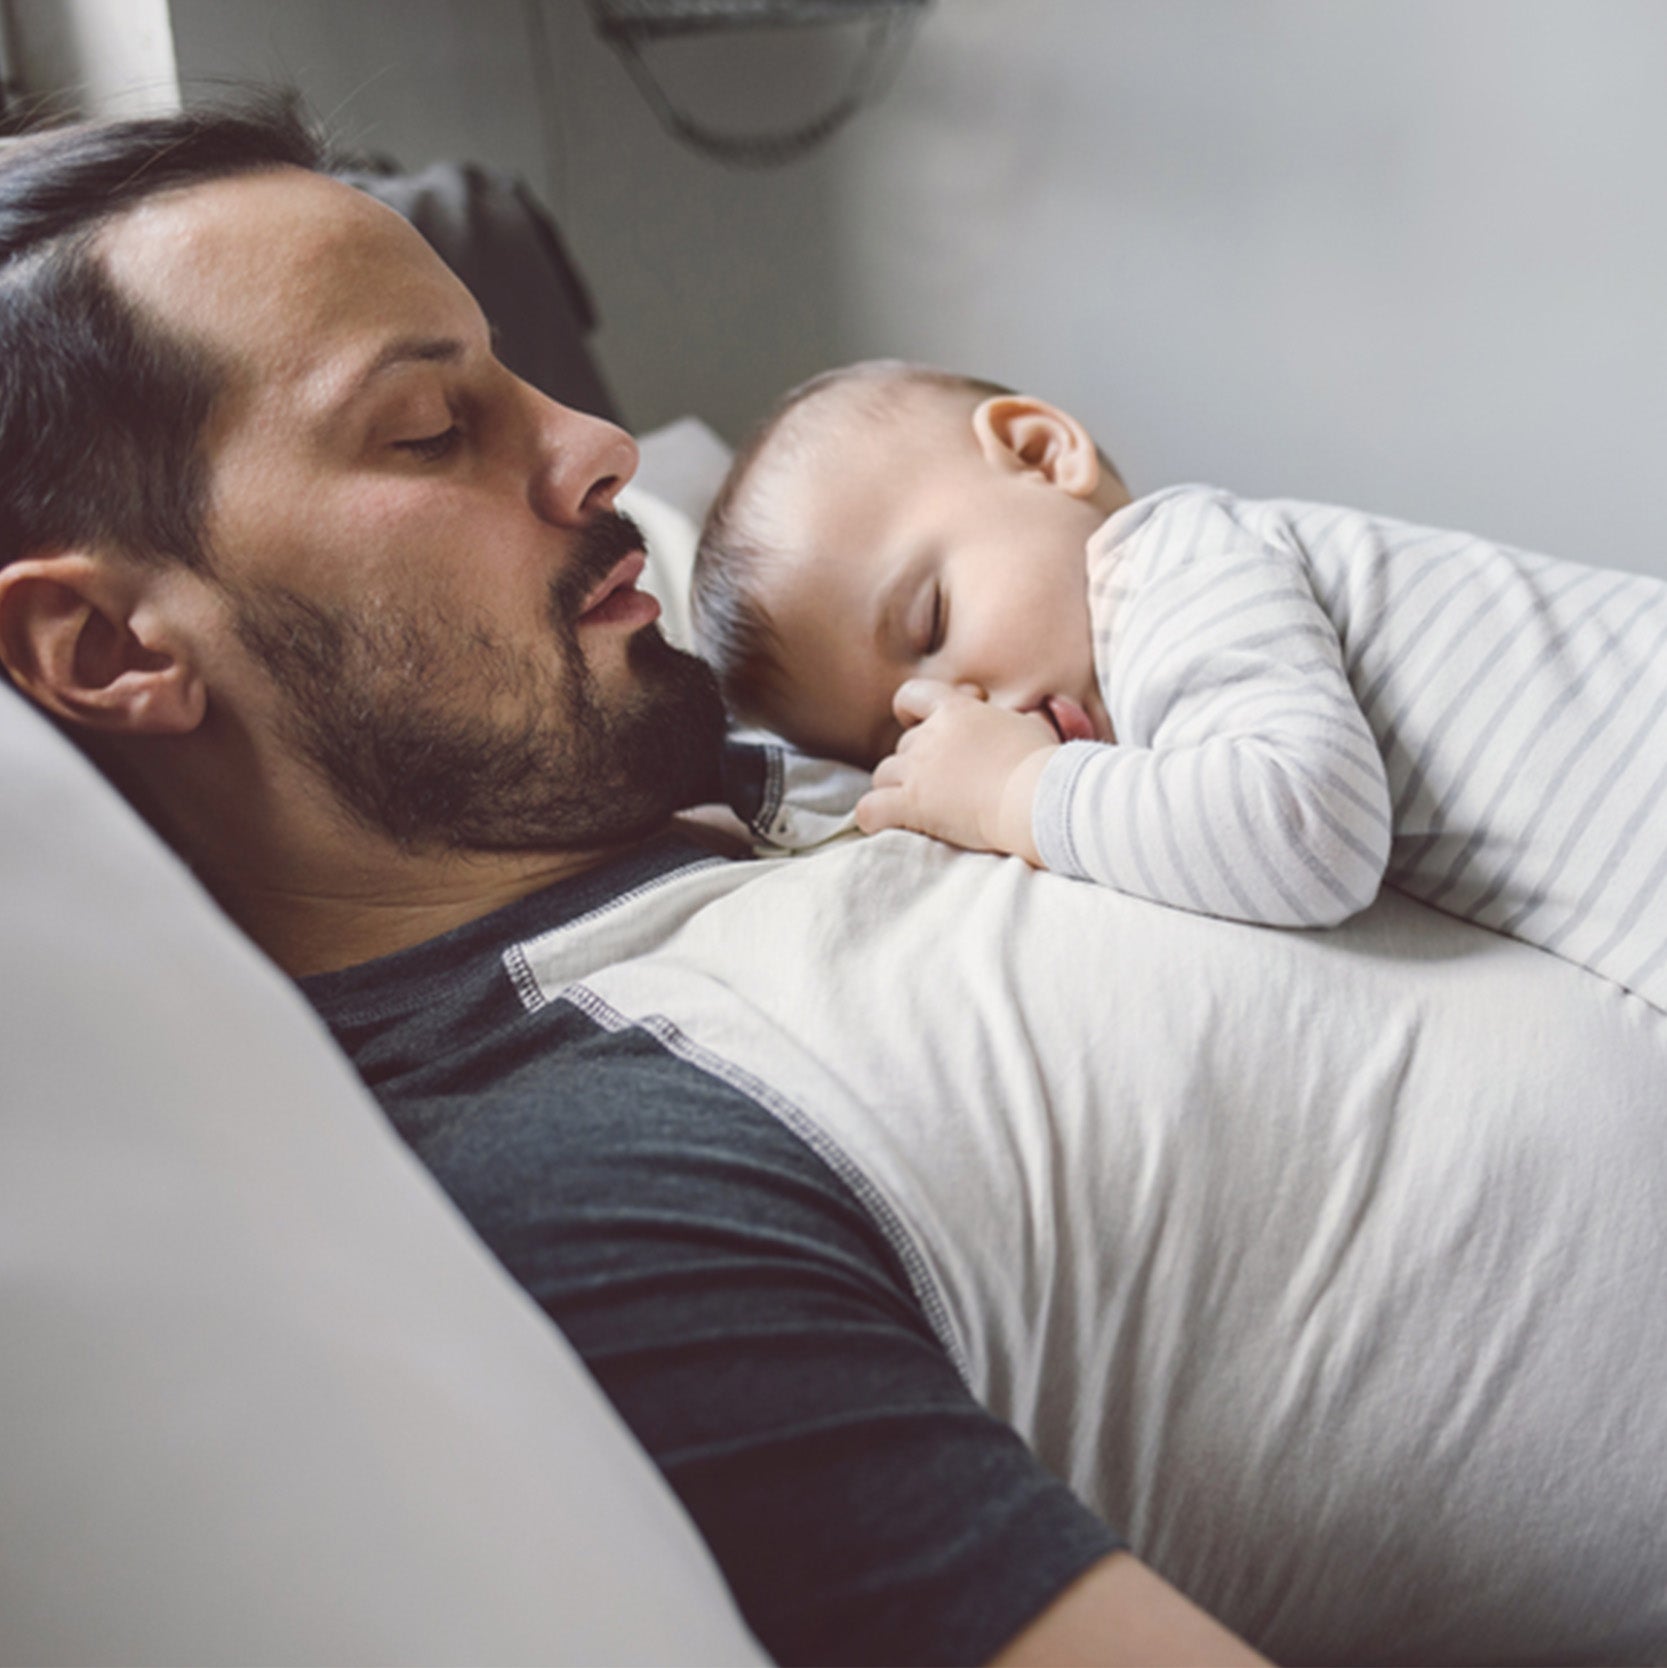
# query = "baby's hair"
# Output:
<box><xmin>692</xmin><ymin>359</ymin><xmax>1013</xmax><ymax>727</ymax></box>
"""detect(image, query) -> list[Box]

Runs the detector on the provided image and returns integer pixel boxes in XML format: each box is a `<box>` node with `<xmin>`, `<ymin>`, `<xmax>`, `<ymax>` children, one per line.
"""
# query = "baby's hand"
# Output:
<box><xmin>856</xmin><ymin>679</ymin><xmax>1057</xmax><ymax>863</ymax></box>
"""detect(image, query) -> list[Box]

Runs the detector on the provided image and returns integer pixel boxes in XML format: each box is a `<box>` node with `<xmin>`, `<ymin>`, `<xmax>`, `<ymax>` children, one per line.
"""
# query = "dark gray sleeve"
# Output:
<box><xmin>388</xmin><ymin>1004</ymin><xmax>1123</xmax><ymax>1667</ymax></box>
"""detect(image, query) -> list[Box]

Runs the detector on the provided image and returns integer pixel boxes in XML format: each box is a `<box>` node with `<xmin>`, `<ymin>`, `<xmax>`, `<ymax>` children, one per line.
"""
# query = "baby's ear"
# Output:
<box><xmin>972</xmin><ymin>395</ymin><xmax>1101</xmax><ymax>499</ymax></box>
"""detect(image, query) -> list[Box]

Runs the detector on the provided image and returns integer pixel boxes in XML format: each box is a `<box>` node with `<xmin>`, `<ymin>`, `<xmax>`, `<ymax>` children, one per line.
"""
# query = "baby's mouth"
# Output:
<box><xmin>1041</xmin><ymin>694</ymin><xmax>1097</xmax><ymax>744</ymax></box>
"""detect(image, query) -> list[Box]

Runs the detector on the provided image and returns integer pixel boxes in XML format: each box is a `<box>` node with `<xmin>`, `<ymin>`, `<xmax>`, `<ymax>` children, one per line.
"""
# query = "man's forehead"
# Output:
<box><xmin>98</xmin><ymin>168</ymin><xmax>471</xmax><ymax>401</ymax></box>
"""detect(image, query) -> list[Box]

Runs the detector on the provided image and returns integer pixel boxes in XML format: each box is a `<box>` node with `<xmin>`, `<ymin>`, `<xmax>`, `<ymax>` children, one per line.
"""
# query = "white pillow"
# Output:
<box><xmin>621</xmin><ymin>415</ymin><xmax>734</xmax><ymax>654</ymax></box>
<box><xmin>630</xmin><ymin>414</ymin><xmax>733</xmax><ymax>532</ymax></box>
<box><xmin>0</xmin><ymin>684</ymin><xmax>763</xmax><ymax>1667</ymax></box>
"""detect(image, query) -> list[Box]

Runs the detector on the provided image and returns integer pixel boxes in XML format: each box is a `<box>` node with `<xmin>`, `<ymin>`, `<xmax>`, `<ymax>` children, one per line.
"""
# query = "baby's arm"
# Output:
<box><xmin>857</xmin><ymin>504</ymin><xmax>1393</xmax><ymax>929</ymax></box>
<box><xmin>1034</xmin><ymin>509</ymin><xmax>1392</xmax><ymax>926</ymax></box>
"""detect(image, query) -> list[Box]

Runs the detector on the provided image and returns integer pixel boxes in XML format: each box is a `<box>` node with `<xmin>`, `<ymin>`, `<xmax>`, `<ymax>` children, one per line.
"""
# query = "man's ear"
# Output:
<box><xmin>971</xmin><ymin>395</ymin><xmax>1102</xmax><ymax>499</ymax></box>
<box><xmin>0</xmin><ymin>551</ymin><xmax>207</xmax><ymax>735</ymax></box>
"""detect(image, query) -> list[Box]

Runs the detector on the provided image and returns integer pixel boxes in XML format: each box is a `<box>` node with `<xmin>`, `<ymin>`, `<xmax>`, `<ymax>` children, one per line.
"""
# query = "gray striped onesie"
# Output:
<box><xmin>1031</xmin><ymin>484</ymin><xmax>1667</xmax><ymax>1013</ymax></box>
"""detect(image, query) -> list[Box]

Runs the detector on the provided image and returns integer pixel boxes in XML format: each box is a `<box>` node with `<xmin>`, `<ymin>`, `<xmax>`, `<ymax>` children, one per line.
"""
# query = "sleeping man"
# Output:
<box><xmin>3</xmin><ymin>101</ymin><xmax>1663</xmax><ymax>1667</ymax></box>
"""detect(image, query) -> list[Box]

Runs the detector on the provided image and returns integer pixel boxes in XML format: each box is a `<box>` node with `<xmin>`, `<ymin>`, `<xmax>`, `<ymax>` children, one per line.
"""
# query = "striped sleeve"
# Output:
<box><xmin>1033</xmin><ymin>492</ymin><xmax>1392</xmax><ymax>927</ymax></box>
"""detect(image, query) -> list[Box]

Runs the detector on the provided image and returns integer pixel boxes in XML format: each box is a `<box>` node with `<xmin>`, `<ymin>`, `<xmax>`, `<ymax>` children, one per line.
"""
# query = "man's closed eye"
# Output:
<box><xmin>395</xmin><ymin>424</ymin><xmax>463</xmax><ymax>462</ymax></box>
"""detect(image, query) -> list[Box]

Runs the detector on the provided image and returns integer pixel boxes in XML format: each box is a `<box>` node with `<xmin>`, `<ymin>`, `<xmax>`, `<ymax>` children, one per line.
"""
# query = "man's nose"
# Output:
<box><xmin>524</xmin><ymin>389</ymin><xmax>639</xmax><ymax>526</ymax></box>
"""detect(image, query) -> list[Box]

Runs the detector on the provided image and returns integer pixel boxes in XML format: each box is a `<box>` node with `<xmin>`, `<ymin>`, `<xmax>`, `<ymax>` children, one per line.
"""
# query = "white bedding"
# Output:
<box><xmin>515</xmin><ymin>830</ymin><xmax>1667</xmax><ymax>1664</ymax></box>
<box><xmin>0</xmin><ymin>678</ymin><xmax>762</xmax><ymax>1664</ymax></box>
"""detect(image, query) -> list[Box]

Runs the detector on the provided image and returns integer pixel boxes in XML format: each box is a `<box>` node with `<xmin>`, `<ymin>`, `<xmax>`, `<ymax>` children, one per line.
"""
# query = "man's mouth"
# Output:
<box><xmin>575</xmin><ymin>550</ymin><xmax>662</xmax><ymax>630</ymax></box>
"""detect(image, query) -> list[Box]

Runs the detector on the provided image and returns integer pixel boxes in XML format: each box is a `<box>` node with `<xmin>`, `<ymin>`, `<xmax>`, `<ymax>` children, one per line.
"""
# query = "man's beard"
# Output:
<box><xmin>228</xmin><ymin>512</ymin><xmax>727</xmax><ymax>854</ymax></box>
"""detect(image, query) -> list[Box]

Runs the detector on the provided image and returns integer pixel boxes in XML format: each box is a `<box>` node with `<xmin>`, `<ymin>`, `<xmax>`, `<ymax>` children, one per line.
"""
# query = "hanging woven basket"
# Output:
<box><xmin>586</xmin><ymin>0</ymin><xmax>931</xmax><ymax>166</ymax></box>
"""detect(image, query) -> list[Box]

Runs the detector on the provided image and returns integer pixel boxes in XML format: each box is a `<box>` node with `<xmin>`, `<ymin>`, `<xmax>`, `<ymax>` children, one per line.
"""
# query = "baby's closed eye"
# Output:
<box><xmin>909</xmin><ymin>579</ymin><xmax>946</xmax><ymax>659</ymax></box>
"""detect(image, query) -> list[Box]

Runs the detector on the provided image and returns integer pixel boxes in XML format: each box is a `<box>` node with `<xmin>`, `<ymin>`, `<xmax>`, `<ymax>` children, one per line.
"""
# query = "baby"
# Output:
<box><xmin>691</xmin><ymin>359</ymin><xmax>1667</xmax><ymax>1012</ymax></box>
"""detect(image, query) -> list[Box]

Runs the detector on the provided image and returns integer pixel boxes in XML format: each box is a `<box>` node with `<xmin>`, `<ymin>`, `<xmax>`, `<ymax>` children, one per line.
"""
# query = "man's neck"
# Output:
<box><xmin>214</xmin><ymin>844</ymin><xmax>624</xmax><ymax>978</ymax></box>
<box><xmin>211</xmin><ymin>811</ymin><xmax>750</xmax><ymax>978</ymax></box>
<box><xmin>141</xmin><ymin>730</ymin><xmax>747</xmax><ymax>977</ymax></box>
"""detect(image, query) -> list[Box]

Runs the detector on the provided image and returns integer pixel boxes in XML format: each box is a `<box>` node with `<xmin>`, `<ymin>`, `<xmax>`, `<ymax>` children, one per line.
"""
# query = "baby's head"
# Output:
<box><xmin>692</xmin><ymin>360</ymin><xmax>1130</xmax><ymax>767</ymax></box>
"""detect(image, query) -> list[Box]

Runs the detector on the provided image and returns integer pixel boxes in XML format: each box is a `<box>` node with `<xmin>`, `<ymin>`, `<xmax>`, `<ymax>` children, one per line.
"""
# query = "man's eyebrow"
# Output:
<box><xmin>317</xmin><ymin>334</ymin><xmax>472</xmax><ymax>419</ymax></box>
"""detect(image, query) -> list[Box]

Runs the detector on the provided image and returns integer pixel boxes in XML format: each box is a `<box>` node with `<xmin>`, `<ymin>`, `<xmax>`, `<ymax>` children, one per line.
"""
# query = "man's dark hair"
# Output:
<box><xmin>0</xmin><ymin>94</ymin><xmax>325</xmax><ymax>583</ymax></box>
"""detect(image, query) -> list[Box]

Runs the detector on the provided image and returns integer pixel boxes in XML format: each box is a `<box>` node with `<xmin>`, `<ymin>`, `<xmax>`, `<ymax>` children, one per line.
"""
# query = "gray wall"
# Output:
<box><xmin>167</xmin><ymin>1</ymin><xmax>1667</xmax><ymax>575</ymax></box>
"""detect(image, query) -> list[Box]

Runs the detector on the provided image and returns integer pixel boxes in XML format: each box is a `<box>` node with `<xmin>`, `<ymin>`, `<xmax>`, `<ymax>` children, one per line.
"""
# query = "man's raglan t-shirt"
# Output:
<box><xmin>301</xmin><ymin>834</ymin><xmax>1120</xmax><ymax>1668</ymax></box>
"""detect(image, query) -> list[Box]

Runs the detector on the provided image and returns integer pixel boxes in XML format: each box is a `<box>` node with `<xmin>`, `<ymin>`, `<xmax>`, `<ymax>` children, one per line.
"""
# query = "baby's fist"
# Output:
<box><xmin>857</xmin><ymin>681</ymin><xmax>1057</xmax><ymax>862</ymax></box>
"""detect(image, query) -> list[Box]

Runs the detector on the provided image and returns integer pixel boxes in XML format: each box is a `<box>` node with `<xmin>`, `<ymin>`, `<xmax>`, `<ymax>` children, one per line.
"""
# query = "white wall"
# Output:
<box><xmin>832</xmin><ymin>1</ymin><xmax>1667</xmax><ymax>574</ymax></box>
<box><xmin>166</xmin><ymin>0</ymin><xmax>545</xmax><ymax>179</ymax></box>
<box><xmin>165</xmin><ymin>0</ymin><xmax>856</xmax><ymax>445</ymax></box>
<box><xmin>162</xmin><ymin>2</ymin><xmax>1667</xmax><ymax>575</ymax></box>
<box><xmin>7</xmin><ymin>0</ymin><xmax>178</xmax><ymax>116</ymax></box>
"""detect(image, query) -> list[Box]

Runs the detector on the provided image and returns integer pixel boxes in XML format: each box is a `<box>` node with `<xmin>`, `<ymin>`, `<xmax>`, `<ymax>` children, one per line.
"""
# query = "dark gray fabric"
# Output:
<box><xmin>302</xmin><ymin>834</ymin><xmax>1121</xmax><ymax>1666</ymax></box>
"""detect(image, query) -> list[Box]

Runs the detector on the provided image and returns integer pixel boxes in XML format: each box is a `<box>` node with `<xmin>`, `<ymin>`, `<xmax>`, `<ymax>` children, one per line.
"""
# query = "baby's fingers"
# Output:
<box><xmin>894</xmin><ymin>677</ymin><xmax>985</xmax><ymax>726</ymax></box>
<box><xmin>855</xmin><ymin>783</ymin><xmax>908</xmax><ymax>835</ymax></box>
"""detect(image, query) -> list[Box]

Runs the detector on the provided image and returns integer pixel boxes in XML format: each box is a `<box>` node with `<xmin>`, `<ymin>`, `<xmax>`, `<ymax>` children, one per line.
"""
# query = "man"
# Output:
<box><xmin>0</xmin><ymin>101</ymin><xmax>1261</xmax><ymax>1665</ymax></box>
<box><xmin>8</xmin><ymin>102</ymin><xmax>1665</xmax><ymax>1668</ymax></box>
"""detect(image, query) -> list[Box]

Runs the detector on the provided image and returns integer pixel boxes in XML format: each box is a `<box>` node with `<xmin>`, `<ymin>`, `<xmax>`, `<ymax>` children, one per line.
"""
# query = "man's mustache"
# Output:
<box><xmin>551</xmin><ymin>509</ymin><xmax>649</xmax><ymax>625</ymax></box>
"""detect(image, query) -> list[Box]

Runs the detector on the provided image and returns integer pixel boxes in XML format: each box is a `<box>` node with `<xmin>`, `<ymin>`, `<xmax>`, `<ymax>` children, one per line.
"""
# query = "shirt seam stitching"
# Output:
<box><xmin>550</xmin><ymin>981</ymin><xmax>974</xmax><ymax>1388</ymax></box>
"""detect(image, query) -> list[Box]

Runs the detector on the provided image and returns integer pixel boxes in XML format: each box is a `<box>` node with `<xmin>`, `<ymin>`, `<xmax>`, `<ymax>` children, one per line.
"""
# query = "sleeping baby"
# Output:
<box><xmin>690</xmin><ymin>358</ymin><xmax>1667</xmax><ymax>1012</ymax></box>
